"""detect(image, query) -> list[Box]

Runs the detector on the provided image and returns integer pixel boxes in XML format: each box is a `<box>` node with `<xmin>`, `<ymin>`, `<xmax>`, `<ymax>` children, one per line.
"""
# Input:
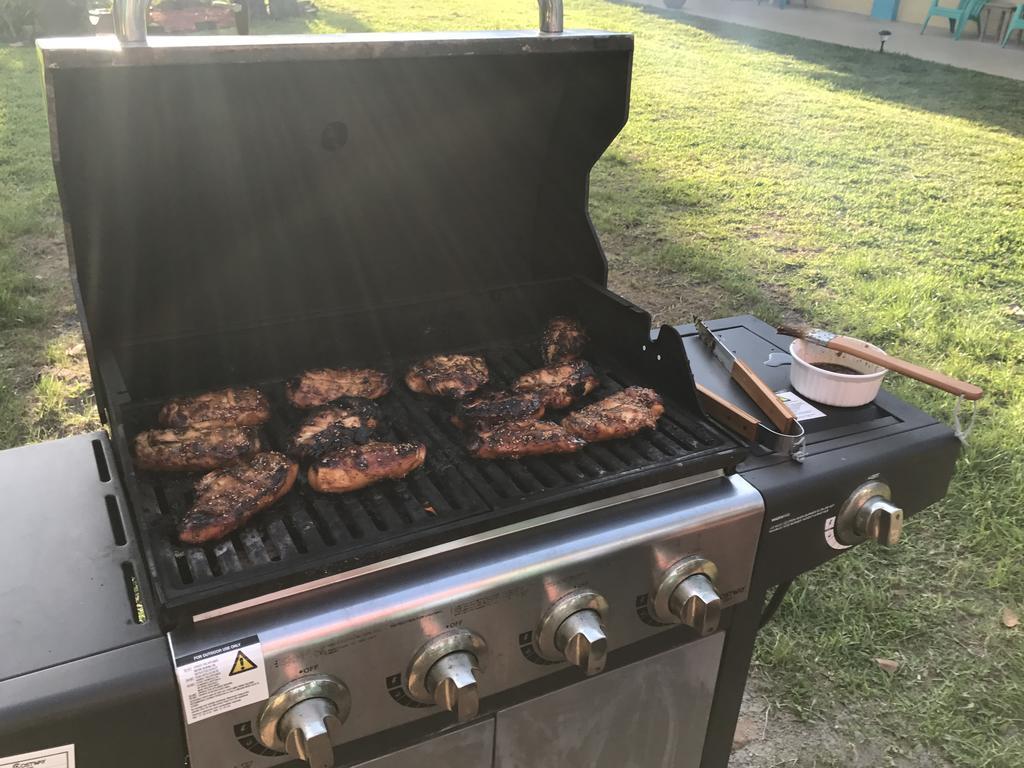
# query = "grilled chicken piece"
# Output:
<box><xmin>405</xmin><ymin>354</ymin><xmax>489</xmax><ymax>398</ymax></box>
<box><xmin>452</xmin><ymin>389</ymin><xmax>545</xmax><ymax>431</ymax></box>
<box><xmin>542</xmin><ymin>316</ymin><xmax>588</xmax><ymax>365</ymax></box>
<box><xmin>308</xmin><ymin>441</ymin><xmax>427</xmax><ymax>493</ymax></box>
<box><xmin>158</xmin><ymin>387</ymin><xmax>271</xmax><ymax>429</ymax></box>
<box><xmin>468</xmin><ymin>420</ymin><xmax>586</xmax><ymax>460</ymax></box>
<box><xmin>133</xmin><ymin>427</ymin><xmax>263</xmax><ymax>472</ymax></box>
<box><xmin>561</xmin><ymin>386</ymin><xmax>665</xmax><ymax>442</ymax></box>
<box><xmin>286</xmin><ymin>368</ymin><xmax>392</xmax><ymax>408</ymax></box>
<box><xmin>179</xmin><ymin>452</ymin><xmax>298</xmax><ymax>544</ymax></box>
<box><xmin>513</xmin><ymin>360</ymin><xmax>600</xmax><ymax>410</ymax></box>
<box><xmin>288</xmin><ymin>400</ymin><xmax>381</xmax><ymax>460</ymax></box>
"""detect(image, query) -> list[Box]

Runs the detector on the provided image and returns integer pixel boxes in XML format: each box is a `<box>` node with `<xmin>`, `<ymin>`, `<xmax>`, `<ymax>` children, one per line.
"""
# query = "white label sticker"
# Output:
<box><xmin>775</xmin><ymin>390</ymin><xmax>826</xmax><ymax>421</ymax></box>
<box><xmin>824</xmin><ymin>515</ymin><xmax>852</xmax><ymax>550</ymax></box>
<box><xmin>0</xmin><ymin>744</ymin><xmax>75</xmax><ymax>768</ymax></box>
<box><xmin>174</xmin><ymin>634</ymin><xmax>269</xmax><ymax>724</ymax></box>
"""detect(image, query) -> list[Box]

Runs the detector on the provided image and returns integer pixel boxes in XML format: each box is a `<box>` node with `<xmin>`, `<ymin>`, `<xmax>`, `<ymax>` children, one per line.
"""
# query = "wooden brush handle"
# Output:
<box><xmin>829</xmin><ymin>336</ymin><xmax>983</xmax><ymax>401</ymax></box>
<box><xmin>696</xmin><ymin>384</ymin><xmax>759</xmax><ymax>442</ymax></box>
<box><xmin>732</xmin><ymin>359</ymin><xmax>798</xmax><ymax>433</ymax></box>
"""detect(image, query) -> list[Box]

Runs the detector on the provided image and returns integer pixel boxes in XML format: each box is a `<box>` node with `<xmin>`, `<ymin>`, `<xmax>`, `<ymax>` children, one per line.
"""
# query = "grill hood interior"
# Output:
<box><xmin>39</xmin><ymin>31</ymin><xmax>634</xmax><ymax>416</ymax></box>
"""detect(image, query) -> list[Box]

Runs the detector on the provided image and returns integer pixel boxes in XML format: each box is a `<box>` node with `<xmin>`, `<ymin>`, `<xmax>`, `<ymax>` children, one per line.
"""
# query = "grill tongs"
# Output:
<box><xmin>693</xmin><ymin>319</ymin><xmax>806</xmax><ymax>462</ymax></box>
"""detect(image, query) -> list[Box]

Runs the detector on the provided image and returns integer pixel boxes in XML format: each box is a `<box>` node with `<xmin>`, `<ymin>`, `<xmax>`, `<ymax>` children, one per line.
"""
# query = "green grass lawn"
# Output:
<box><xmin>2</xmin><ymin>2</ymin><xmax>1023</xmax><ymax>765</ymax></box>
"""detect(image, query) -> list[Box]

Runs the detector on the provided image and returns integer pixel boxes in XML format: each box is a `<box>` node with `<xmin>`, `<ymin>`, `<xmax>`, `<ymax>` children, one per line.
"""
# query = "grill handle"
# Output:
<box><xmin>113</xmin><ymin>0</ymin><xmax>146</xmax><ymax>43</ymax></box>
<box><xmin>114</xmin><ymin>0</ymin><xmax>564</xmax><ymax>44</ymax></box>
<box><xmin>539</xmin><ymin>0</ymin><xmax>564</xmax><ymax>33</ymax></box>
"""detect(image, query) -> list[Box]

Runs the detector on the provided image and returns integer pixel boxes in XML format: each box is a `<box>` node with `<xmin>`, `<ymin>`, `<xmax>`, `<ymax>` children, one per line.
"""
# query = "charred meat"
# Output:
<box><xmin>308</xmin><ymin>441</ymin><xmax>427</xmax><ymax>493</ymax></box>
<box><xmin>541</xmin><ymin>316</ymin><xmax>588</xmax><ymax>365</ymax></box>
<box><xmin>468</xmin><ymin>420</ymin><xmax>586</xmax><ymax>460</ymax></box>
<box><xmin>179</xmin><ymin>452</ymin><xmax>298</xmax><ymax>544</ymax></box>
<box><xmin>286</xmin><ymin>368</ymin><xmax>391</xmax><ymax>408</ymax></box>
<box><xmin>405</xmin><ymin>354</ymin><xmax>489</xmax><ymax>398</ymax></box>
<box><xmin>158</xmin><ymin>387</ymin><xmax>270</xmax><ymax>429</ymax></box>
<box><xmin>133</xmin><ymin>427</ymin><xmax>263</xmax><ymax>472</ymax></box>
<box><xmin>452</xmin><ymin>389</ymin><xmax>545</xmax><ymax>431</ymax></box>
<box><xmin>513</xmin><ymin>359</ymin><xmax>600</xmax><ymax>410</ymax></box>
<box><xmin>561</xmin><ymin>386</ymin><xmax>665</xmax><ymax>442</ymax></box>
<box><xmin>288</xmin><ymin>400</ymin><xmax>381</xmax><ymax>460</ymax></box>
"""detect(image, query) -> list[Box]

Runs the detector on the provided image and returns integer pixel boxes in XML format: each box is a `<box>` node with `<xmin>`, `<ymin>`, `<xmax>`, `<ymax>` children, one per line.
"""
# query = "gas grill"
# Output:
<box><xmin>1</xmin><ymin>5</ymin><xmax>961</xmax><ymax>768</ymax></box>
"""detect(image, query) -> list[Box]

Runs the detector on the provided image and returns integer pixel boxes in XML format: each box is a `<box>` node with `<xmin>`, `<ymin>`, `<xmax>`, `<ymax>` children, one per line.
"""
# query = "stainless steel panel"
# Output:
<box><xmin>494</xmin><ymin>634</ymin><xmax>725</xmax><ymax>768</ymax></box>
<box><xmin>353</xmin><ymin>720</ymin><xmax>494</xmax><ymax>768</ymax></box>
<box><xmin>170</xmin><ymin>475</ymin><xmax>762</xmax><ymax>768</ymax></box>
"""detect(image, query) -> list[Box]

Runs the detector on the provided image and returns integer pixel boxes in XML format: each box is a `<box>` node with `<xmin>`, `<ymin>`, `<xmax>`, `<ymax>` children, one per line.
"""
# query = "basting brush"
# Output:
<box><xmin>777</xmin><ymin>324</ymin><xmax>983</xmax><ymax>401</ymax></box>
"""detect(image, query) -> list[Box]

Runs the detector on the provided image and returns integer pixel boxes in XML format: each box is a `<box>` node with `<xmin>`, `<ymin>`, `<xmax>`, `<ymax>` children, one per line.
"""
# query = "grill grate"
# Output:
<box><xmin>121</xmin><ymin>343</ymin><xmax>742</xmax><ymax>621</ymax></box>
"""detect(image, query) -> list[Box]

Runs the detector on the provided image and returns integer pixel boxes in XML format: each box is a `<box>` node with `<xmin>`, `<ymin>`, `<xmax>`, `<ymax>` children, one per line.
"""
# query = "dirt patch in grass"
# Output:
<box><xmin>607</xmin><ymin>256</ymin><xmax>736</xmax><ymax>326</ymax></box>
<box><xmin>730</xmin><ymin>680</ymin><xmax>952</xmax><ymax>768</ymax></box>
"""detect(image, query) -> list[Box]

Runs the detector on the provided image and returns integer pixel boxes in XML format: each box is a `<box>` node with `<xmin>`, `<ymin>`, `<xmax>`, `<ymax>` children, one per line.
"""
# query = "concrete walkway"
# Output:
<box><xmin>632</xmin><ymin>0</ymin><xmax>1024</xmax><ymax>81</ymax></box>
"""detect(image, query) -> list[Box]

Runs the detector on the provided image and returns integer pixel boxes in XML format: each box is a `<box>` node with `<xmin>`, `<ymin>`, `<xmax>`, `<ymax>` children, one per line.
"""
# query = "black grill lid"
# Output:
<box><xmin>38</xmin><ymin>31</ymin><xmax>633</xmax><ymax>417</ymax></box>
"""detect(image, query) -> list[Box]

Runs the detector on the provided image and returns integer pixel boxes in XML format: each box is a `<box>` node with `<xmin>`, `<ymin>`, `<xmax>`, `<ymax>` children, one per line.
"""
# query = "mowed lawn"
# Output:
<box><xmin>2</xmin><ymin>1</ymin><xmax>1023</xmax><ymax>765</ymax></box>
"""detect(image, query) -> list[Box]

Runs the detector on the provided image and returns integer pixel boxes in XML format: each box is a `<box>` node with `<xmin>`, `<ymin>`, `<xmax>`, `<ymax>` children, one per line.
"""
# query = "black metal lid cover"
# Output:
<box><xmin>39</xmin><ymin>31</ymin><xmax>633</xmax><ymax>413</ymax></box>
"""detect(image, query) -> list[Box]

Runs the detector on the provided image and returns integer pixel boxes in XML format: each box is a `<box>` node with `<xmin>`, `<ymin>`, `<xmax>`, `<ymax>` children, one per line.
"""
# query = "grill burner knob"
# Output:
<box><xmin>534</xmin><ymin>590</ymin><xmax>609</xmax><ymax>675</ymax></box>
<box><xmin>836</xmin><ymin>481</ymin><xmax>903</xmax><ymax>547</ymax></box>
<box><xmin>652</xmin><ymin>556</ymin><xmax>722</xmax><ymax>635</ymax></box>
<box><xmin>426</xmin><ymin>651</ymin><xmax>481</xmax><ymax>721</ymax></box>
<box><xmin>256</xmin><ymin>675</ymin><xmax>350</xmax><ymax>768</ymax></box>
<box><xmin>406</xmin><ymin>629</ymin><xmax>488</xmax><ymax>722</ymax></box>
<box><xmin>281</xmin><ymin>698</ymin><xmax>344</xmax><ymax>768</ymax></box>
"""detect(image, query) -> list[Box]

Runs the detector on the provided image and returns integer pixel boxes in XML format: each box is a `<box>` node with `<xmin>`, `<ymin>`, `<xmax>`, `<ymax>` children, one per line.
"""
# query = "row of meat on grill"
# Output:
<box><xmin>131</xmin><ymin>317</ymin><xmax>665</xmax><ymax>544</ymax></box>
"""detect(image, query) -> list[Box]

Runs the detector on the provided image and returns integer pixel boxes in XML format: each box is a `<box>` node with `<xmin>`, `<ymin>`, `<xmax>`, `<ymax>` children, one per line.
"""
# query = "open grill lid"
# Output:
<box><xmin>38</xmin><ymin>30</ymin><xmax>633</xmax><ymax>417</ymax></box>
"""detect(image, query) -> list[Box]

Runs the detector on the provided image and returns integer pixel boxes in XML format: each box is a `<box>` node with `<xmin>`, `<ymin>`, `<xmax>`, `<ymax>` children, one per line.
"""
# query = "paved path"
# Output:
<box><xmin>630</xmin><ymin>0</ymin><xmax>1024</xmax><ymax>81</ymax></box>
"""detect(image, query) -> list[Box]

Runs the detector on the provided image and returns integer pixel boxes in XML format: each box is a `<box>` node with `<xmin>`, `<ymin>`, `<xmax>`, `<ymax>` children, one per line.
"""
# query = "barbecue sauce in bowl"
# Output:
<box><xmin>811</xmin><ymin>362</ymin><xmax>863</xmax><ymax>376</ymax></box>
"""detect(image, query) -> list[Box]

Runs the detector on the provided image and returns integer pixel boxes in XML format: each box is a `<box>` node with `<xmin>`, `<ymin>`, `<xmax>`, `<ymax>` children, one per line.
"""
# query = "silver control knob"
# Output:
<box><xmin>534</xmin><ymin>590</ymin><xmax>609</xmax><ymax>675</ymax></box>
<box><xmin>406</xmin><ymin>629</ymin><xmax>488</xmax><ymax>722</ymax></box>
<box><xmin>280</xmin><ymin>698</ymin><xmax>344</xmax><ymax>768</ymax></box>
<box><xmin>668</xmin><ymin>573</ymin><xmax>721</xmax><ymax>636</ymax></box>
<box><xmin>836</xmin><ymin>481</ymin><xmax>903</xmax><ymax>546</ymax></box>
<box><xmin>257</xmin><ymin>675</ymin><xmax>350</xmax><ymax>768</ymax></box>
<box><xmin>652</xmin><ymin>556</ymin><xmax>722</xmax><ymax>635</ymax></box>
<box><xmin>425</xmin><ymin>651</ymin><xmax>480</xmax><ymax>721</ymax></box>
<box><xmin>555</xmin><ymin>609</ymin><xmax>608</xmax><ymax>676</ymax></box>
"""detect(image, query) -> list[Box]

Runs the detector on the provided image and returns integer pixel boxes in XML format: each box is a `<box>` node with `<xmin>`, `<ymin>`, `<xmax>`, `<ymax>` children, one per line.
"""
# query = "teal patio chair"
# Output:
<box><xmin>1002</xmin><ymin>3</ymin><xmax>1024</xmax><ymax>45</ymax></box>
<box><xmin>920</xmin><ymin>0</ymin><xmax>987</xmax><ymax>39</ymax></box>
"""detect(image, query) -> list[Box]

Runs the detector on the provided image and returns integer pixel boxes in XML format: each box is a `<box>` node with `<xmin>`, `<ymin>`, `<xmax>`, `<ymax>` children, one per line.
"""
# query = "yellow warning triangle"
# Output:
<box><xmin>229</xmin><ymin>650</ymin><xmax>257</xmax><ymax>676</ymax></box>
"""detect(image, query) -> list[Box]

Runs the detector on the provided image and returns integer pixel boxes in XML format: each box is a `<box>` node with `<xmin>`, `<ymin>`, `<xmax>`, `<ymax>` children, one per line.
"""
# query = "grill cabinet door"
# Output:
<box><xmin>493</xmin><ymin>634</ymin><xmax>725</xmax><ymax>768</ymax></box>
<box><xmin>351</xmin><ymin>720</ymin><xmax>494</xmax><ymax>768</ymax></box>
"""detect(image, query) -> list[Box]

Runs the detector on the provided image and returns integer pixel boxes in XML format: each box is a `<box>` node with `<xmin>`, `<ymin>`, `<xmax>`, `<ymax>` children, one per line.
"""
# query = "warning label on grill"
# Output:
<box><xmin>0</xmin><ymin>744</ymin><xmax>75</xmax><ymax>768</ymax></box>
<box><xmin>174</xmin><ymin>635</ymin><xmax>269</xmax><ymax>724</ymax></box>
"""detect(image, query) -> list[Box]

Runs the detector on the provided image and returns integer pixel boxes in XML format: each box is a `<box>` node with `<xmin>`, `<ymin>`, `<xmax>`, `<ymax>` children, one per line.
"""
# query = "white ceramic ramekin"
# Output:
<box><xmin>789</xmin><ymin>338</ymin><xmax>886</xmax><ymax>407</ymax></box>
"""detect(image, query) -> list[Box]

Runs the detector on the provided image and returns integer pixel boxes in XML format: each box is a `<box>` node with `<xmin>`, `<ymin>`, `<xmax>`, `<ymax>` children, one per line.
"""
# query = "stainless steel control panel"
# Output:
<box><xmin>169</xmin><ymin>473</ymin><xmax>763</xmax><ymax>768</ymax></box>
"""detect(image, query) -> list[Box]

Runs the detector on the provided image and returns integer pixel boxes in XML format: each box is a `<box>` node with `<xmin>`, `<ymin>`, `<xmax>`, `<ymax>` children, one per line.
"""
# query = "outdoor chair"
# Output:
<box><xmin>1001</xmin><ymin>2</ymin><xmax>1024</xmax><ymax>44</ymax></box>
<box><xmin>920</xmin><ymin>0</ymin><xmax>987</xmax><ymax>38</ymax></box>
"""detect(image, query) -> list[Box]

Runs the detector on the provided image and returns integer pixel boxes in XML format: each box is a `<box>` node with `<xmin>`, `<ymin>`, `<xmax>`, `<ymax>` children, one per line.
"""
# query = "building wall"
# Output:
<box><xmin>807</xmin><ymin>0</ymin><xmax>1003</xmax><ymax>35</ymax></box>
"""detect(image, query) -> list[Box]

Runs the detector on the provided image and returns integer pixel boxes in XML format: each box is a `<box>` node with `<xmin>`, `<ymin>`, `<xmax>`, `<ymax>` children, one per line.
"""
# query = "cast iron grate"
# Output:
<box><xmin>121</xmin><ymin>344</ymin><xmax>743</xmax><ymax>621</ymax></box>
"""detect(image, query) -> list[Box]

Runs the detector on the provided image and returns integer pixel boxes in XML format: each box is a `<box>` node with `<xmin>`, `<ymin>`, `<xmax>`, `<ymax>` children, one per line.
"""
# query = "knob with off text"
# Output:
<box><xmin>835</xmin><ymin>480</ymin><xmax>903</xmax><ymax>547</ymax></box>
<box><xmin>652</xmin><ymin>556</ymin><xmax>722</xmax><ymax>635</ymax></box>
<box><xmin>534</xmin><ymin>589</ymin><xmax>609</xmax><ymax>676</ymax></box>
<box><xmin>256</xmin><ymin>675</ymin><xmax>350</xmax><ymax>768</ymax></box>
<box><xmin>406</xmin><ymin>629</ymin><xmax>488</xmax><ymax>722</ymax></box>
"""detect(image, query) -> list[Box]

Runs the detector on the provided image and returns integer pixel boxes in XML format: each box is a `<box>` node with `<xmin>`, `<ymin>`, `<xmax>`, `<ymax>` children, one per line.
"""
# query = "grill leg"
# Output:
<box><xmin>699</xmin><ymin>587</ymin><xmax>766</xmax><ymax>768</ymax></box>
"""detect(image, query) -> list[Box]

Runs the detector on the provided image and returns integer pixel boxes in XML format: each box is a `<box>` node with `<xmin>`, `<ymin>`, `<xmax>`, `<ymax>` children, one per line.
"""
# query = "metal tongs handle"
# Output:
<box><xmin>696</xmin><ymin>383</ymin><xmax>806</xmax><ymax>462</ymax></box>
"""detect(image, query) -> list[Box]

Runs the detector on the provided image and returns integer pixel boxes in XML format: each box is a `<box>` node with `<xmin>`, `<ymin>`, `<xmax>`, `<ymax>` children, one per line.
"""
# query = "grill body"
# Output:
<box><xmin>0</xmin><ymin>24</ymin><xmax>960</xmax><ymax>768</ymax></box>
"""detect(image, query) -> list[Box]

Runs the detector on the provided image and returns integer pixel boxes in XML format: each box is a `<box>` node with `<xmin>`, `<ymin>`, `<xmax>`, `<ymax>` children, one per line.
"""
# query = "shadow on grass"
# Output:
<box><xmin>632</xmin><ymin>2</ymin><xmax>1024</xmax><ymax>136</ymax></box>
<box><xmin>591</xmin><ymin>148</ymin><xmax>798</xmax><ymax>324</ymax></box>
